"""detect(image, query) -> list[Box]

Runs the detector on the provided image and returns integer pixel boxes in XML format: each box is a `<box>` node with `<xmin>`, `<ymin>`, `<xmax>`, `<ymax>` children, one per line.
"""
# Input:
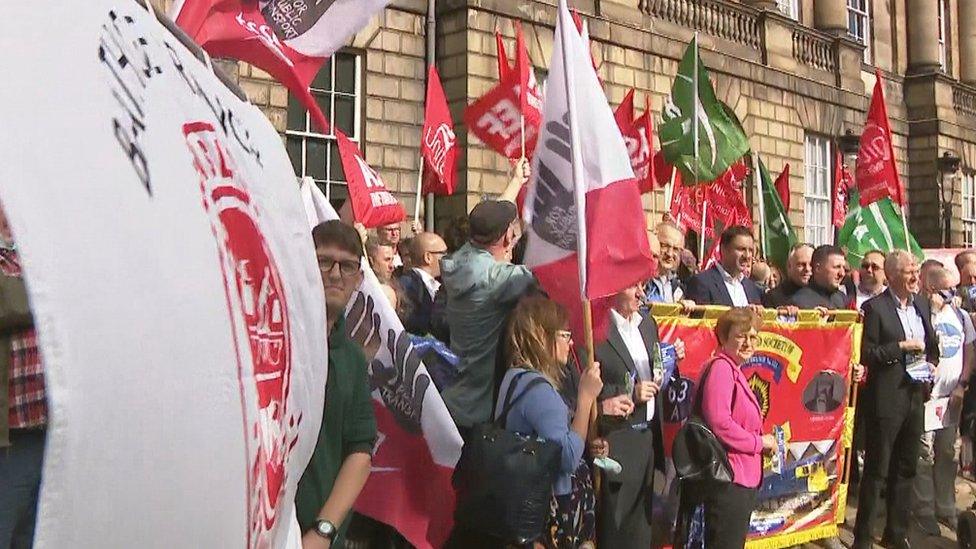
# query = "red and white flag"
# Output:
<box><xmin>171</xmin><ymin>0</ymin><xmax>389</xmax><ymax>132</ymax></box>
<box><xmin>335</xmin><ymin>131</ymin><xmax>406</xmax><ymax>228</ymax></box>
<box><xmin>420</xmin><ymin>66</ymin><xmax>458</xmax><ymax>196</ymax></box>
<box><xmin>300</xmin><ymin>181</ymin><xmax>463</xmax><ymax>549</ymax></box>
<box><xmin>522</xmin><ymin>0</ymin><xmax>654</xmax><ymax>343</ymax></box>
<box><xmin>614</xmin><ymin>89</ymin><xmax>657</xmax><ymax>194</ymax></box>
<box><xmin>464</xmin><ymin>23</ymin><xmax>543</xmax><ymax>160</ymax></box>
<box><xmin>856</xmin><ymin>71</ymin><xmax>904</xmax><ymax>206</ymax></box>
<box><xmin>670</xmin><ymin>159</ymin><xmax>750</xmax><ymax>238</ymax></box>
<box><xmin>833</xmin><ymin>152</ymin><xmax>853</xmax><ymax>227</ymax></box>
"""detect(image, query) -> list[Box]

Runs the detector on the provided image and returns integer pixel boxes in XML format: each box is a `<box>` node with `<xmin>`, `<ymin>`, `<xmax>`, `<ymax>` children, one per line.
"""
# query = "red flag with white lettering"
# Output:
<box><xmin>336</xmin><ymin>130</ymin><xmax>406</xmax><ymax>228</ymax></box>
<box><xmin>614</xmin><ymin>90</ymin><xmax>657</xmax><ymax>194</ymax></box>
<box><xmin>420</xmin><ymin>66</ymin><xmax>458</xmax><ymax>196</ymax></box>
<box><xmin>463</xmin><ymin>73</ymin><xmax>540</xmax><ymax>160</ymax></box>
<box><xmin>171</xmin><ymin>0</ymin><xmax>390</xmax><ymax>133</ymax></box>
<box><xmin>833</xmin><ymin>152</ymin><xmax>853</xmax><ymax>227</ymax></box>
<box><xmin>856</xmin><ymin>71</ymin><xmax>904</xmax><ymax>206</ymax></box>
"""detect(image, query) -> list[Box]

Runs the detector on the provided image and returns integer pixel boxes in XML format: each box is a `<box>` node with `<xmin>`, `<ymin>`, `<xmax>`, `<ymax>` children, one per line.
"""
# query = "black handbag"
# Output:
<box><xmin>672</xmin><ymin>358</ymin><xmax>734</xmax><ymax>486</ymax></box>
<box><xmin>453</xmin><ymin>371</ymin><xmax>562</xmax><ymax>544</ymax></box>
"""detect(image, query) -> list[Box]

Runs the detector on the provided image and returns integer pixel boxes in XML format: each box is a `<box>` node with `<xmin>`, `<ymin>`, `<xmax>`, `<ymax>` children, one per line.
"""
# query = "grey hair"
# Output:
<box><xmin>884</xmin><ymin>249</ymin><xmax>915</xmax><ymax>278</ymax></box>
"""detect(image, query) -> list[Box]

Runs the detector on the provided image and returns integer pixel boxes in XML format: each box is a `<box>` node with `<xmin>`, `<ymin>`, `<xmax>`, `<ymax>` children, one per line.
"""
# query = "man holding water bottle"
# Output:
<box><xmin>594</xmin><ymin>283</ymin><xmax>685</xmax><ymax>548</ymax></box>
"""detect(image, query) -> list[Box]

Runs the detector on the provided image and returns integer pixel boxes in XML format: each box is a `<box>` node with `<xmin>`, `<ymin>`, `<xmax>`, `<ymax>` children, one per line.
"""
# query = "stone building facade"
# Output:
<box><xmin>155</xmin><ymin>0</ymin><xmax>976</xmax><ymax>249</ymax></box>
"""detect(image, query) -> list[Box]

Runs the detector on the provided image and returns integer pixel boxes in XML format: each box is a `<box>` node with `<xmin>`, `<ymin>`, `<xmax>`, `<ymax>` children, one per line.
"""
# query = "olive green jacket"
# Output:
<box><xmin>0</xmin><ymin>273</ymin><xmax>34</xmax><ymax>447</ymax></box>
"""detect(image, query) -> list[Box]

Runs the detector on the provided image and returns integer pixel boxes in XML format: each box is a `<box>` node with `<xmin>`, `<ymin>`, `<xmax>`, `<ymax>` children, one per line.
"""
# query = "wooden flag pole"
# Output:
<box><xmin>665</xmin><ymin>167</ymin><xmax>678</xmax><ymax>216</ymax></box>
<box><xmin>900</xmin><ymin>204</ymin><xmax>911</xmax><ymax>252</ymax></box>
<box><xmin>754</xmin><ymin>153</ymin><xmax>768</xmax><ymax>260</ymax></box>
<box><xmin>581</xmin><ymin>298</ymin><xmax>600</xmax><ymax>497</ymax></box>
<box><xmin>414</xmin><ymin>159</ymin><xmax>425</xmax><ymax>224</ymax></box>
<box><xmin>520</xmin><ymin>113</ymin><xmax>527</xmax><ymax>160</ymax></box>
<box><xmin>698</xmin><ymin>199</ymin><xmax>708</xmax><ymax>267</ymax></box>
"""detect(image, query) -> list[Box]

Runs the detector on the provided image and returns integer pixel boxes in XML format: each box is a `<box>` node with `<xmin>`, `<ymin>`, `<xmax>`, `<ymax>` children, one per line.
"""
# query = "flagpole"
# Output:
<box><xmin>414</xmin><ymin>158</ymin><xmax>425</xmax><ymax>224</ymax></box>
<box><xmin>557</xmin><ymin>0</ymin><xmax>599</xmax><ymax>493</ymax></box>
<box><xmin>693</xmin><ymin>33</ymin><xmax>706</xmax><ymax>264</ymax></box>
<box><xmin>900</xmin><ymin>204</ymin><xmax>911</xmax><ymax>252</ymax></box>
<box><xmin>666</xmin><ymin>166</ymin><xmax>677</xmax><ymax>215</ymax></box>
<box><xmin>754</xmin><ymin>153</ymin><xmax>767</xmax><ymax>259</ymax></box>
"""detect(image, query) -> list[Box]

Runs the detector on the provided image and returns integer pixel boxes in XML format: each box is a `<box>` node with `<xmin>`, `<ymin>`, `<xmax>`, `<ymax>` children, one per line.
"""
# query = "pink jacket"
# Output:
<box><xmin>699</xmin><ymin>351</ymin><xmax>764</xmax><ymax>488</ymax></box>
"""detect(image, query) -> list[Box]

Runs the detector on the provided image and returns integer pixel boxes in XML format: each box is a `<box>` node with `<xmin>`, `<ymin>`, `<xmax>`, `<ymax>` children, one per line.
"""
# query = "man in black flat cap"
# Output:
<box><xmin>439</xmin><ymin>199</ymin><xmax>537</xmax><ymax>430</ymax></box>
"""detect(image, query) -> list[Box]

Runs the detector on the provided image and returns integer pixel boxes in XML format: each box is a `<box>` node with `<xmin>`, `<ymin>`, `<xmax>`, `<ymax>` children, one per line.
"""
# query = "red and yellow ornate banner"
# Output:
<box><xmin>652</xmin><ymin>306</ymin><xmax>861</xmax><ymax>548</ymax></box>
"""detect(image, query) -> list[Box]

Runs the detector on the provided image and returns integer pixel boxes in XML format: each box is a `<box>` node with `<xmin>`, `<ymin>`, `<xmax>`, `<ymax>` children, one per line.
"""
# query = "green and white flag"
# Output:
<box><xmin>660</xmin><ymin>36</ymin><xmax>751</xmax><ymax>183</ymax></box>
<box><xmin>758</xmin><ymin>159</ymin><xmax>798</xmax><ymax>271</ymax></box>
<box><xmin>838</xmin><ymin>189</ymin><xmax>923</xmax><ymax>268</ymax></box>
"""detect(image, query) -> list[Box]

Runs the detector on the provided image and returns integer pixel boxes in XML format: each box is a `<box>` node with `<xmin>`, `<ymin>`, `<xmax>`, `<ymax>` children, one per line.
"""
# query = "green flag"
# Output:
<box><xmin>660</xmin><ymin>36</ymin><xmax>751</xmax><ymax>183</ymax></box>
<box><xmin>838</xmin><ymin>189</ymin><xmax>923</xmax><ymax>268</ymax></box>
<box><xmin>758</xmin><ymin>159</ymin><xmax>798</xmax><ymax>271</ymax></box>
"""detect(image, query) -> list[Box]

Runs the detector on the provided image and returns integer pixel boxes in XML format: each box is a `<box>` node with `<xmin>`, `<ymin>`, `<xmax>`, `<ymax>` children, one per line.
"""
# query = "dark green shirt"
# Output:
<box><xmin>295</xmin><ymin>315</ymin><xmax>377</xmax><ymax>542</ymax></box>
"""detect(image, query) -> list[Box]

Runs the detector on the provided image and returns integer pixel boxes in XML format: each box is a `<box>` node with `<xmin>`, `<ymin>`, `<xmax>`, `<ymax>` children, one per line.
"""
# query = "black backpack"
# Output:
<box><xmin>453</xmin><ymin>371</ymin><xmax>562</xmax><ymax>544</ymax></box>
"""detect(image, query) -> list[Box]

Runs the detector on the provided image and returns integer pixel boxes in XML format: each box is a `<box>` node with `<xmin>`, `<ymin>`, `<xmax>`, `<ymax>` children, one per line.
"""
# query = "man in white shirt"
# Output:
<box><xmin>646</xmin><ymin>222</ymin><xmax>687</xmax><ymax>304</ymax></box>
<box><xmin>399</xmin><ymin>232</ymin><xmax>447</xmax><ymax>335</ymax></box>
<box><xmin>912</xmin><ymin>266</ymin><xmax>974</xmax><ymax>534</ymax></box>
<box><xmin>856</xmin><ymin>250</ymin><xmax>887</xmax><ymax>310</ymax></box>
<box><xmin>686</xmin><ymin>226</ymin><xmax>763</xmax><ymax>307</ymax></box>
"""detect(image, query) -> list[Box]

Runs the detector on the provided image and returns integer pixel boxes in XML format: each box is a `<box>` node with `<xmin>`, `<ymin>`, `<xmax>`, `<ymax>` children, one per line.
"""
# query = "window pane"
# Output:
<box><xmin>313</xmin><ymin>93</ymin><xmax>333</xmax><ymax>131</ymax></box>
<box><xmin>306</xmin><ymin>138</ymin><xmax>329</xmax><ymax>181</ymax></box>
<box><xmin>334</xmin><ymin>96</ymin><xmax>356</xmax><ymax>136</ymax></box>
<box><xmin>286</xmin><ymin>137</ymin><xmax>303</xmax><ymax>176</ymax></box>
<box><xmin>329</xmin><ymin>141</ymin><xmax>346</xmax><ymax>182</ymax></box>
<box><xmin>335</xmin><ymin>55</ymin><xmax>357</xmax><ymax>94</ymax></box>
<box><xmin>311</xmin><ymin>59</ymin><xmax>333</xmax><ymax>91</ymax></box>
<box><xmin>287</xmin><ymin>98</ymin><xmax>307</xmax><ymax>132</ymax></box>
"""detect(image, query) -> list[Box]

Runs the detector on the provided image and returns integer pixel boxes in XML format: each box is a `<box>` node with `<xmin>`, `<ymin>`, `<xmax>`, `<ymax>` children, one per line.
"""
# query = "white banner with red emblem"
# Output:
<box><xmin>0</xmin><ymin>3</ymin><xmax>327</xmax><ymax>548</ymax></box>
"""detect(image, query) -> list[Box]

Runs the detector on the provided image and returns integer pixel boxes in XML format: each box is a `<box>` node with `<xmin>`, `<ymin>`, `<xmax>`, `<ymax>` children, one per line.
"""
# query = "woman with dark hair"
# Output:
<box><xmin>675</xmin><ymin>307</ymin><xmax>776</xmax><ymax>549</ymax></box>
<box><xmin>495</xmin><ymin>296</ymin><xmax>603</xmax><ymax>548</ymax></box>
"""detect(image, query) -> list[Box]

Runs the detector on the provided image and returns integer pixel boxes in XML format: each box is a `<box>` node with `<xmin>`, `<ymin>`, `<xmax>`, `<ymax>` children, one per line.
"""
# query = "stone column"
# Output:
<box><xmin>813</xmin><ymin>0</ymin><xmax>847</xmax><ymax>35</ymax></box>
<box><xmin>907</xmin><ymin>0</ymin><xmax>942</xmax><ymax>73</ymax></box>
<box><xmin>961</xmin><ymin>0</ymin><xmax>976</xmax><ymax>83</ymax></box>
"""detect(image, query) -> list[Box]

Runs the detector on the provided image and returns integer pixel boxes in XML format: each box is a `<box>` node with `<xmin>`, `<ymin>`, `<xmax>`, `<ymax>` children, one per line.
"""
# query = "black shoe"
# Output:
<box><xmin>938</xmin><ymin>513</ymin><xmax>958</xmax><ymax>532</ymax></box>
<box><xmin>881</xmin><ymin>536</ymin><xmax>912</xmax><ymax>549</ymax></box>
<box><xmin>915</xmin><ymin>514</ymin><xmax>941</xmax><ymax>536</ymax></box>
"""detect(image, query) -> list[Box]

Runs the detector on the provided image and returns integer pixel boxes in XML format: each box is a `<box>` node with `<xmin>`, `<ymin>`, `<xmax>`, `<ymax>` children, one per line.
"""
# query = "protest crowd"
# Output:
<box><xmin>5</xmin><ymin>1</ymin><xmax>976</xmax><ymax>549</ymax></box>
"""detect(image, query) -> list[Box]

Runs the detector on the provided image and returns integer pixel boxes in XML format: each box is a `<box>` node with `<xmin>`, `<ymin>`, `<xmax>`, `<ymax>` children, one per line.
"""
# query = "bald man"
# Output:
<box><xmin>399</xmin><ymin>232</ymin><xmax>449</xmax><ymax>335</ymax></box>
<box><xmin>646</xmin><ymin>222</ymin><xmax>687</xmax><ymax>304</ymax></box>
<box><xmin>763</xmin><ymin>243</ymin><xmax>813</xmax><ymax>308</ymax></box>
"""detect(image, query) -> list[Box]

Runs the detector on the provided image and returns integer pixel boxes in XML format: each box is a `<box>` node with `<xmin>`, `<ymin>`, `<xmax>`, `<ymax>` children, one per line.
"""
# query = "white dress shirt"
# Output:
<box><xmin>716</xmin><ymin>264</ymin><xmax>749</xmax><ymax>307</ymax></box>
<box><xmin>413</xmin><ymin>267</ymin><xmax>441</xmax><ymax>300</ymax></box>
<box><xmin>610</xmin><ymin>309</ymin><xmax>655</xmax><ymax>420</ymax></box>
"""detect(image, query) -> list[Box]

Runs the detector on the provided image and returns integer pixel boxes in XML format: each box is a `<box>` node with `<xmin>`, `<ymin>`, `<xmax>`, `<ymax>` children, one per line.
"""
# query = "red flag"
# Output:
<box><xmin>335</xmin><ymin>131</ymin><xmax>406</xmax><ymax>228</ymax></box>
<box><xmin>523</xmin><ymin>1</ymin><xmax>654</xmax><ymax>344</ymax></box>
<box><xmin>463</xmin><ymin>75</ymin><xmax>540</xmax><ymax>160</ymax></box>
<box><xmin>494</xmin><ymin>29</ymin><xmax>511</xmax><ymax>80</ymax></box>
<box><xmin>670</xmin><ymin>160</ymin><xmax>750</xmax><ymax>239</ymax></box>
<box><xmin>856</xmin><ymin>71</ymin><xmax>904</xmax><ymax>206</ymax></box>
<box><xmin>172</xmin><ymin>0</ymin><xmax>389</xmax><ymax>133</ymax></box>
<box><xmin>775</xmin><ymin>163</ymin><xmax>791</xmax><ymax>213</ymax></box>
<box><xmin>514</xmin><ymin>22</ymin><xmax>543</xmax><ymax>122</ymax></box>
<box><xmin>614</xmin><ymin>90</ymin><xmax>657</xmax><ymax>194</ymax></box>
<box><xmin>420</xmin><ymin>66</ymin><xmax>458</xmax><ymax>196</ymax></box>
<box><xmin>832</xmin><ymin>152</ymin><xmax>853</xmax><ymax>227</ymax></box>
<box><xmin>654</xmin><ymin>150</ymin><xmax>680</xmax><ymax>188</ymax></box>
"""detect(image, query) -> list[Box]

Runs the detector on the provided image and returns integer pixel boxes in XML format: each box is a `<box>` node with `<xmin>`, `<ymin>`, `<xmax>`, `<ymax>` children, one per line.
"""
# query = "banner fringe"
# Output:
<box><xmin>745</xmin><ymin>523</ymin><xmax>839</xmax><ymax>549</ymax></box>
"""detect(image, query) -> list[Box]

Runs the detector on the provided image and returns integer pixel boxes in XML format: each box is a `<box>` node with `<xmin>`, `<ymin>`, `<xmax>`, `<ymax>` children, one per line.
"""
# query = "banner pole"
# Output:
<box><xmin>842</xmin><ymin>366</ymin><xmax>860</xmax><ymax>486</ymax></box>
<box><xmin>520</xmin><ymin>113</ymin><xmax>527</xmax><ymax>160</ymax></box>
<box><xmin>414</xmin><ymin>159</ymin><xmax>425</xmax><ymax>224</ymax></box>
<box><xmin>900</xmin><ymin>204</ymin><xmax>911</xmax><ymax>252</ymax></box>
<box><xmin>666</xmin><ymin>167</ymin><xmax>677</xmax><ymax>215</ymax></box>
<box><xmin>699</xmin><ymin>199</ymin><xmax>708</xmax><ymax>267</ymax></box>
<box><xmin>754</xmin><ymin>153</ymin><xmax>767</xmax><ymax>260</ymax></box>
<box><xmin>581</xmin><ymin>298</ymin><xmax>600</xmax><ymax>497</ymax></box>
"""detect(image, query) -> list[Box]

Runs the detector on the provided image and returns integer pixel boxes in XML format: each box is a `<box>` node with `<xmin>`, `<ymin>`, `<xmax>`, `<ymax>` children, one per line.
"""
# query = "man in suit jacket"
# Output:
<box><xmin>594</xmin><ymin>283</ymin><xmax>684</xmax><ymax>548</ymax></box>
<box><xmin>398</xmin><ymin>232</ymin><xmax>448</xmax><ymax>335</ymax></box>
<box><xmin>853</xmin><ymin>250</ymin><xmax>940</xmax><ymax>549</ymax></box>
<box><xmin>686</xmin><ymin>226</ymin><xmax>763</xmax><ymax>307</ymax></box>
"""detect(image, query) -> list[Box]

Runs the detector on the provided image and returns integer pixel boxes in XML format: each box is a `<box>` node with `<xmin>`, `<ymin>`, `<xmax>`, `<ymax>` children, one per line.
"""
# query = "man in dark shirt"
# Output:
<box><xmin>790</xmin><ymin>245</ymin><xmax>849</xmax><ymax>310</ymax></box>
<box><xmin>763</xmin><ymin>243</ymin><xmax>813</xmax><ymax>307</ymax></box>
<box><xmin>297</xmin><ymin>220</ymin><xmax>378</xmax><ymax>549</ymax></box>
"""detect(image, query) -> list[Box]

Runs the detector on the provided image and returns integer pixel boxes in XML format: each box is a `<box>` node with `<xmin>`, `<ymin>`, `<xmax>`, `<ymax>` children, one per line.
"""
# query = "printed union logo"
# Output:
<box><xmin>184</xmin><ymin>121</ymin><xmax>299</xmax><ymax>548</ymax></box>
<box><xmin>935</xmin><ymin>321</ymin><xmax>964</xmax><ymax>359</ymax></box>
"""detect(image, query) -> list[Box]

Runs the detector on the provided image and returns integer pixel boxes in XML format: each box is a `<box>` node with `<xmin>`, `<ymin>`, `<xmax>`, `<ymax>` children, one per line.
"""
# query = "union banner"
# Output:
<box><xmin>653</xmin><ymin>305</ymin><xmax>862</xmax><ymax>548</ymax></box>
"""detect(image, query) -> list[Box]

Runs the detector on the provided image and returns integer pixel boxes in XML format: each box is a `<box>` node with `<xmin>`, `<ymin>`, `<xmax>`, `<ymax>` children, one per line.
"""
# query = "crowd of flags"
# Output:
<box><xmin>168</xmin><ymin>0</ymin><xmax>928</xmax><ymax>544</ymax></box>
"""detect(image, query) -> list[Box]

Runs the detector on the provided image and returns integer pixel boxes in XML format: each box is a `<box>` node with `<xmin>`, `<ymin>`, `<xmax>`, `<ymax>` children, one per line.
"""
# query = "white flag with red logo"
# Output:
<box><xmin>171</xmin><ymin>0</ymin><xmax>390</xmax><ymax>131</ymax></box>
<box><xmin>300</xmin><ymin>180</ymin><xmax>463</xmax><ymax>549</ymax></box>
<box><xmin>335</xmin><ymin>130</ymin><xmax>406</xmax><ymax>228</ymax></box>
<box><xmin>522</xmin><ymin>0</ymin><xmax>654</xmax><ymax>343</ymax></box>
<box><xmin>420</xmin><ymin>65</ymin><xmax>458</xmax><ymax>196</ymax></box>
<box><xmin>2</xmin><ymin>4</ymin><xmax>328</xmax><ymax>547</ymax></box>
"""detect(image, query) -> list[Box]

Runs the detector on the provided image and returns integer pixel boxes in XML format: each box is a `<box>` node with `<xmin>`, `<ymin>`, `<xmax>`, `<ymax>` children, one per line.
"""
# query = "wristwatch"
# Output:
<box><xmin>314</xmin><ymin>519</ymin><xmax>337</xmax><ymax>540</ymax></box>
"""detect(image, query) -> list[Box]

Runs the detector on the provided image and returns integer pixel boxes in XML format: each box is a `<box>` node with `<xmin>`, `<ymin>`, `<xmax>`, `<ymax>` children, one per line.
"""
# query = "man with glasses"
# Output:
<box><xmin>296</xmin><ymin>220</ymin><xmax>377</xmax><ymax>549</ymax></box>
<box><xmin>646</xmin><ymin>222</ymin><xmax>688</xmax><ymax>305</ymax></box>
<box><xmin>856</xmin><ymin>250</ymin><xmax>887</xmax><ymax>310</ymax></box>
<box><xmin>377</xmin><ymin>223</ymin><xmax>403</xmax><ymax>269</ymax></box>
<box><xmin>853</xmin><ymin>250</ymin><xmax>940</xmax><ymax>549</ymax></box>
<box><xmin>399</xmin><ymin>232</ymin><xmax>448</xmax><ymax>336</ymax></box>
<box><xmin>910</xmin><ymin>265</ymin><xmax>974</xmax><ymax>535</ymax></box>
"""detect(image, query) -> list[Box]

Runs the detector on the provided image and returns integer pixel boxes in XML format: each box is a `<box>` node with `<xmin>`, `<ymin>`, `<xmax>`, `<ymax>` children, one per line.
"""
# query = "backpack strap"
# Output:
<box><xmin>496</xmin><ymin>372</ymin><xmax>552</xmax><ymax>428</ymax></box>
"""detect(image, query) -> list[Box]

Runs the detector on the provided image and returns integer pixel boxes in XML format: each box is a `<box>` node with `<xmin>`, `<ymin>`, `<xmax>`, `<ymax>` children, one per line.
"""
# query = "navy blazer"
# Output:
<box><xmin>398</xmin><ymin>269</ymin><xmax>435</xmax><ymax>336</ymax></box>
<box><xmin>686</xmin><ymin>265</ymin><xmax>763</xmax><ymax>307</ymax></box>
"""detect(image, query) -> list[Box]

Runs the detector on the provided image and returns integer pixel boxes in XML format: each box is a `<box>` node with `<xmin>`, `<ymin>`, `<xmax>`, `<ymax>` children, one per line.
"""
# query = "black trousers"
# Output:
<box><xmin>676</xmin><ymin>481</ymin><xmax>758</xmax><ymax>549</ymax></box>
<box><xmin>852</xmin><ymin>398</ymin><xmax>924</xmax><ymax>545</ymax></box>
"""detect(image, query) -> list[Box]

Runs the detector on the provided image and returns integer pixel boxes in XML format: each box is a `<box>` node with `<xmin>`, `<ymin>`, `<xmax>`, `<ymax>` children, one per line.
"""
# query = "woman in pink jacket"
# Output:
<box><xmin>676</xmin><ymin>307</ymin><xmax>776</xmax><ymax>549</ymax></box>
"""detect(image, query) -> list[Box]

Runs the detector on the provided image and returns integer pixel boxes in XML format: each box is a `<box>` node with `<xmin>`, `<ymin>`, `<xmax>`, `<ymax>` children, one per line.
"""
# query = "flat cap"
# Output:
<box><xmin>468</xmin><ymin>200</ymin><xmax>518</xmax><ymax>245</ymax></box>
